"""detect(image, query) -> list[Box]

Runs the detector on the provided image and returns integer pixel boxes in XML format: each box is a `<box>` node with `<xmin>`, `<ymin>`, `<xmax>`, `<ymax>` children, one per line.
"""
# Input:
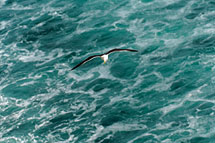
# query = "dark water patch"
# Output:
<box><xmin>82</xmin><ymin>15</ymin><xmax>119</xmax><ymax>29</ymax></box>
<box><xmin>209</xmin><ymin>1</ymin><xmax>215</xmax><ymax>5</ymax></box>
<box><xmin>0</xmin><ymin>64</ymin><xmax>8</xmax><ymax>78</ymax></box>
<box><xmin>150</xmin><ymin>55</ymin><xmax>172</xmax><ymax>63</ymax></box>
<box><xmin>110</xmin><ymin>55</ymin><xmax>138</xmax><ymax>79</ymax></box>
<box><xmin>2</xmin><ymin>82</ymin><xmax>47</xmax><ymax>99</ymax></box>
<box><xmin>0</xmin><ymin>10</ymin><xmax>18</xmax><ymax>21</ymax></box>
<box><xmin>5</xmin><ymin>0</ymin><xmax>38</xmax><ymax>6</ymax></box>
<box><xmin>72</xmin><ymin>79</ymin><xmax>95</xmax><ymax>90</ymax></box>
<box><xmin>85</xmin><ymin>78</ymin><xmax>123</xmax><ymax>92</ymax></box>
<box><xmin>69</xmin><ymin>30</ymin><xmax>102</xmax><ymax>49</ymax></box>
<box><xmin>162</xmin><ymin>112</ymin><xmax>189</xmax><ymax>129</ymax></box>
<box><xmin>128</xmin><ymin>11</ymin><xmax>145</xmax><ymax>21</ymax></box>
<box><xmin>185</xmin><ymin>4</ymin><xmax>211</xmax><ymax>20</ymax></box>
<box><xmin>100</xmin><ymin>102</ymin><xmax>138</xmax><ymax>127</ymax></box>
<box><xmin>141</xmin><ymin>0</ymin><xmax>154</xmax><ymax>3</ymax></box>
<box><xmin>52</xmin><ymin>130</ymin><xmax>70</xmax><ymax>141</ymax></box>
<box><xmin>184</xmin><ymin>101</ymin><xmax>203</xmax><ymax>115</ymax></box>
<box><xmin>169</xmin><ymin>60</ymin><xmax>211</xmax><ymax>96</ymax></box>
<box><xmin>2</xmin><ymin>28</ymin><xmax>23</xmax><ymax>45</ymax></box>
<box><xmin>152</xmin><ymin>22</ymin><xmax>166</xmax><ymax>30</ymax></box>
<box><xmin>86</xmin><ymin>1</ymin><xmax>112</xmax><ymax>11</ymax></box>
<box><xmin>96</xmin><ymin>29</ymin><xmax>135</xmax><ymax>47</ymax></box>
<box><xmin>110</xmin><ymin>63</ymin><xmax>135</xmax><ymax>79</ymax></box>
<box><xmin>133</xmin><ymin>90</ymin><xmax>157</xmax><ymax>104</ymax></box>
<box><xmin>94</xmin><ymin>97</ymin><xmax>110</xmax><ymax>113</ymax></box>
<box><xmin>141</xmin><ymin>44</ymin><xmax>160</xmax><ymax>55</ymax></box>
<box><xmin>205</xmin><ymin>92</ymin><xmax>215</xmax><ymax>100</ymax></box>
<box><xmin>62</xmin><ymin>0</ymin><xmax>87</xmax><ymax>19</ymax></box>
<box><xmin>109</xmin><ymin>130</ymin><xmax>148</xmax><ymax>143</ymax></box>
<box><xmin>170</xmin><ymin>78</ymin><xmax>197</xmax><ymax>96</ymax></box>
<box><xmin>157</xmin><ymin>64</ymin><xmax>175</xmax><ymax>78</ymax></box>
<box><xmin>189</xmin><ymin>137</ymin><xmax>214</xmax><ymax>143</ymax></box>
<box><xmin>71</xmin><ymin>74</ymin><xmax>99</xmax><ymax>90</ymax></box>
<box><xmin>0</xmin><ymin>9</ymin><xmax>32</xmax><ymax>23</ymax></box>
<box><xmin>2</xmin><ymin>120</ymin><xmax>37</xmax><ymax>138</ymax></box>
<box><xmin>164</xmin><ymin>0</ymin><xmax>187</xmax><ymax>10</ymax></box>
<box><xmin>50</xmin><ymin>0</ymin><xmax>68</xmax><ymax>8</ymax></box>
<box><xmin>138</xmin><ymin>73</ymin><xmax>161</xmax><ymax>89</ymax></box>
<box><xmin>50</xmin><ymin>112</ymin><xmax>74</xmax><ymax>124</ymax></box>
<box><xmin>23</xmin><ymin>17</ymin><xmax>71</xmax><ymax>45</ymax></box>
<box><xmin>100</xmin><ymin>115</ymin><xmax>124</xmax><ymax>127</ymax></box>
<box><xmin>136</xmin><ymin>100</ymin><xmax>167</xmax><ymax>125</ymax></box>
<box><xmin>168</xmin><ymin>132</ymin><xmax>190</xmax><ymax>143</ymax></box>
<box><xmin>170</xmin><ymin>79</ymin><xmax>187</xmax><ymax>91</ymax></box>
<box><xmin>192</xmin><ymin>35</ymin><xmax>215</xmax><ymax>54</ymax></box>
<box><xmin>0</xmin><ymin>105</ymin><xmax>22</xmax><ymax>117</ymax></box>
<box><xmin>34</xmin><ymin>122</ymin><xmax>62</xmax><ymax>138</ymax></box>
<box><xmin>129</xmin><ymin>134</ymin><xmax>159</xmax><ymax>143</ymax></box>
<box><xmin>164</xmin><ymin>23</ymin><xmax>183</xmax><ymax>34</ymax></box>
<box><xmin>196</xmin><ymin>108</ymin><xmax>214</xmax><ymax>117</ymax></box>
<box><xmin>72</xmin><ymin>128</ymin><xmax>89</xmax><ymax>143</ymax></box>
<box><xmin>173</xmin><ymin>45</ymin><xmax>195</xmax><ymax>58</ymax></box>
<box><xmin>139</xmin><ymin>64</ymin><xmax>158</xmax><ymax>76</ymax></box>
<box><xmin>43</xmin><ymin>92</ymin><xmax>92</xmax><ymax>114</ymax></box>
<box><xmin>112</xmin><ymin>0</ymin><xmax>129</xmax><ymax>10</ymax></box>
<box><xmin>115</xmin><ymin>22</ymin><xmax>129</xmax><ymax>29</ymax></box>
<box><xmin>185</xmin><ymin>12</ymin><xmax>199</xmax><ymax>20</ymax></box>
<box><xmin>34</xmin><ymin>20</ymin><xmax>64</xmax><ymax>37</ymax></box>
<box><xmin>198</xmin><ymin>102</ymin><xmax>214</xmax><ymax>110</ymax></box>
<box><xmin>142</xmin><ymin>111</ymin><xmax>163</xmax><ymax>129</ymax></box>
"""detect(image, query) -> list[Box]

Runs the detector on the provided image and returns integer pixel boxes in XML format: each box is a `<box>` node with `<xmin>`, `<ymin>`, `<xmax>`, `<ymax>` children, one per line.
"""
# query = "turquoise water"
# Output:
<box><xmin>1</xmin><ymin>0</ymin><xmax>215</xmax><ymax>142</ymax></box>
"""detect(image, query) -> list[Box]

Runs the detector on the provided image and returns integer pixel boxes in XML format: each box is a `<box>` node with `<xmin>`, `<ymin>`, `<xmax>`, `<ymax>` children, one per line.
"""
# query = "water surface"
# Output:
<box><xmin>1</xmin><ymin>0</ymin><xmax>215</xmax><ymax>142</ymax></box>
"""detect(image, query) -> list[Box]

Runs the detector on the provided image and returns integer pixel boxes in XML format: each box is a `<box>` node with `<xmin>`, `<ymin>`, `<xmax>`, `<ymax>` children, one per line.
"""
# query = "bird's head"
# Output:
<box><xmin>101</xmin><ymin>54</ymin><xmax>108</xmax><ymax>64</ymax></box>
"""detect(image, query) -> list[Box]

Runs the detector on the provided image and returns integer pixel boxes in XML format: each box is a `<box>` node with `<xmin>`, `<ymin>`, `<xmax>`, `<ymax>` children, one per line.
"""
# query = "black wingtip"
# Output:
<box><xmin>71</xmin><ymin>67</ymin><xmax>76</xmax><ymax>71</ymax></box>
<box><xmin>129</xmin><ymin>49</ymin><xmax>138</xmax><ymax>52</ymax></box>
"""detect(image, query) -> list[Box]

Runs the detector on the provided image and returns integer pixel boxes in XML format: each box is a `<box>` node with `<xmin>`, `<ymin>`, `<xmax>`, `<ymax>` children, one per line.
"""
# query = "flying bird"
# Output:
<box><xmin>71</xmin><ymin>48</ymin><xmax>138</xmax><ymax>70</ymax></box>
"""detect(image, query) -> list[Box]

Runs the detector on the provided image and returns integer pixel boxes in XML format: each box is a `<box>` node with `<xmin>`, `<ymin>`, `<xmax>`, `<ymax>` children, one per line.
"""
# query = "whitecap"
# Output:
<box><xmin>88</xmin><ymin>123</ymin><xmax>146</xmax><ymax>142</ymax></box>
<box><xmin>128</xmin><ymin>133</ymin><xmax>159</xmax><ymax>143</ymax></box>
<box><xmin>0</xmin><ymin>0</ymin><xmax>6</xmax><ymax>8</ymax></box>
<box><xmin>0</xmin><ymin>21</ymin><xmax>7</xmax><ymax>30</ymax></box>
<box><xmin>20</xmin><ymin>81</ymin><xmax>35</xmax><ymax>86</ymax></box>
<box><xmin>193</xmin><ymin>23</ymin><xmax>215</xmax><ymax>36</ymax></box>
<box><xmin>18</xmin><ymin>49</ymin><xmax>45</xmax><ymax>63</ymax></box>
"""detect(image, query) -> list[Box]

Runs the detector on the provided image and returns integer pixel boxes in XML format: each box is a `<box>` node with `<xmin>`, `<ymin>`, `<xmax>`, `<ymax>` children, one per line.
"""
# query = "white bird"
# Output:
<box><xmin>71</xmin><ymin>48</ymin><xmax>138</xmax><ymax>70</ymax></box>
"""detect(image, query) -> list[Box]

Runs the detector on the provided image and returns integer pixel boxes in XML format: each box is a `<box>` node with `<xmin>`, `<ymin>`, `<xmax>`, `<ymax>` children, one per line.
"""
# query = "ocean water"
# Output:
<box><xmin>1</xmin><ymin>0</ymin><xmax>215</xmax><ymax>142</ymax></box>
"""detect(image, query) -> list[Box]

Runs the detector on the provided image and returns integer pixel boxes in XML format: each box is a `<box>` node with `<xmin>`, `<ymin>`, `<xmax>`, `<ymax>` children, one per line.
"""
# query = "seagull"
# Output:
<box><xmin>71</xmin><ymin>48</ymin><xmax>138</xmax><ymax>70</ymax></box>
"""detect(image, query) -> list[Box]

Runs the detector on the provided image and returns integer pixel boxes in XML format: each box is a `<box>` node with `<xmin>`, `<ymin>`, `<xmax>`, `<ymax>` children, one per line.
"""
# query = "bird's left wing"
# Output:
<box><xmin>71</xmin><ymin>54</ymin><xmax>101</xmax><ymax>70</ymax></box>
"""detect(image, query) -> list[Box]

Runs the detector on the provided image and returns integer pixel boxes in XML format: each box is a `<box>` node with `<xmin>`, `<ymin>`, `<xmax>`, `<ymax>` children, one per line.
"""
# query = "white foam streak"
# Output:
<box><xmin>0</xmin><ymin>0</ymin><xmax>6</xmax><ymax>8</ymax></box>
<box><xmin>88</xmin><ymin>123</ymin><xmax>146</xmax><ymax>142</ymax></box>
<box><xmin>193</xmin><ymin>23</ymin><xmax>215</xmax><ymax>36</ymax></box>
<box><xmin>128</xmin><ymin>133</ymin><xmax>159</xmax><ymax>143</ymax></box>
<box><xmin>0</xmin><ymin>21</ymin><xmax>8</xmax><ymax>30</ymax></box>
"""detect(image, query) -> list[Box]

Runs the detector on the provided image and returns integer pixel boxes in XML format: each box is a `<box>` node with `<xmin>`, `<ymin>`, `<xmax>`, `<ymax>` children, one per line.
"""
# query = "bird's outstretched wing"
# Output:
<box><xmin>105</xmin><ymin>48</ymin><xmax>138</xmax><ymax>55</ymax></box>
<box><xmin>71</xmin><ymin>54</ymin><xmax>101</xmax><ymax>70</ymax></box>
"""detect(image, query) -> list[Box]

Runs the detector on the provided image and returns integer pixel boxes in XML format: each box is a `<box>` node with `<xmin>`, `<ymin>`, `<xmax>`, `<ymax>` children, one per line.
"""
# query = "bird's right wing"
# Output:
<box><xmin>71</xmin><ymin>55</ymin><xmax>101</xmax><ymax>70</ymax></box>
<box><xmin>105</xmin><ymin>48</ymin><xmax>138</xmax><ymax>55</ymax></box>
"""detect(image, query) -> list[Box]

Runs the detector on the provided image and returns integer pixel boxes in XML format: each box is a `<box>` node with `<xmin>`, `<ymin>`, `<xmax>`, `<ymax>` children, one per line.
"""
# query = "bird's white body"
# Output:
<box><xmin>101</xmin><ymin>54</ymin><xmax>108</xmax><ymax>63</ymax></box>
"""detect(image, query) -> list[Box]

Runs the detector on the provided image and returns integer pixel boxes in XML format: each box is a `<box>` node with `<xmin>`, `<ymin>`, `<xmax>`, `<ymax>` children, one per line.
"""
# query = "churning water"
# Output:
<box><xmin>1</xmin><ymin>0</ymin><xmax>215</xmax><ymax>142</ymax></box>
